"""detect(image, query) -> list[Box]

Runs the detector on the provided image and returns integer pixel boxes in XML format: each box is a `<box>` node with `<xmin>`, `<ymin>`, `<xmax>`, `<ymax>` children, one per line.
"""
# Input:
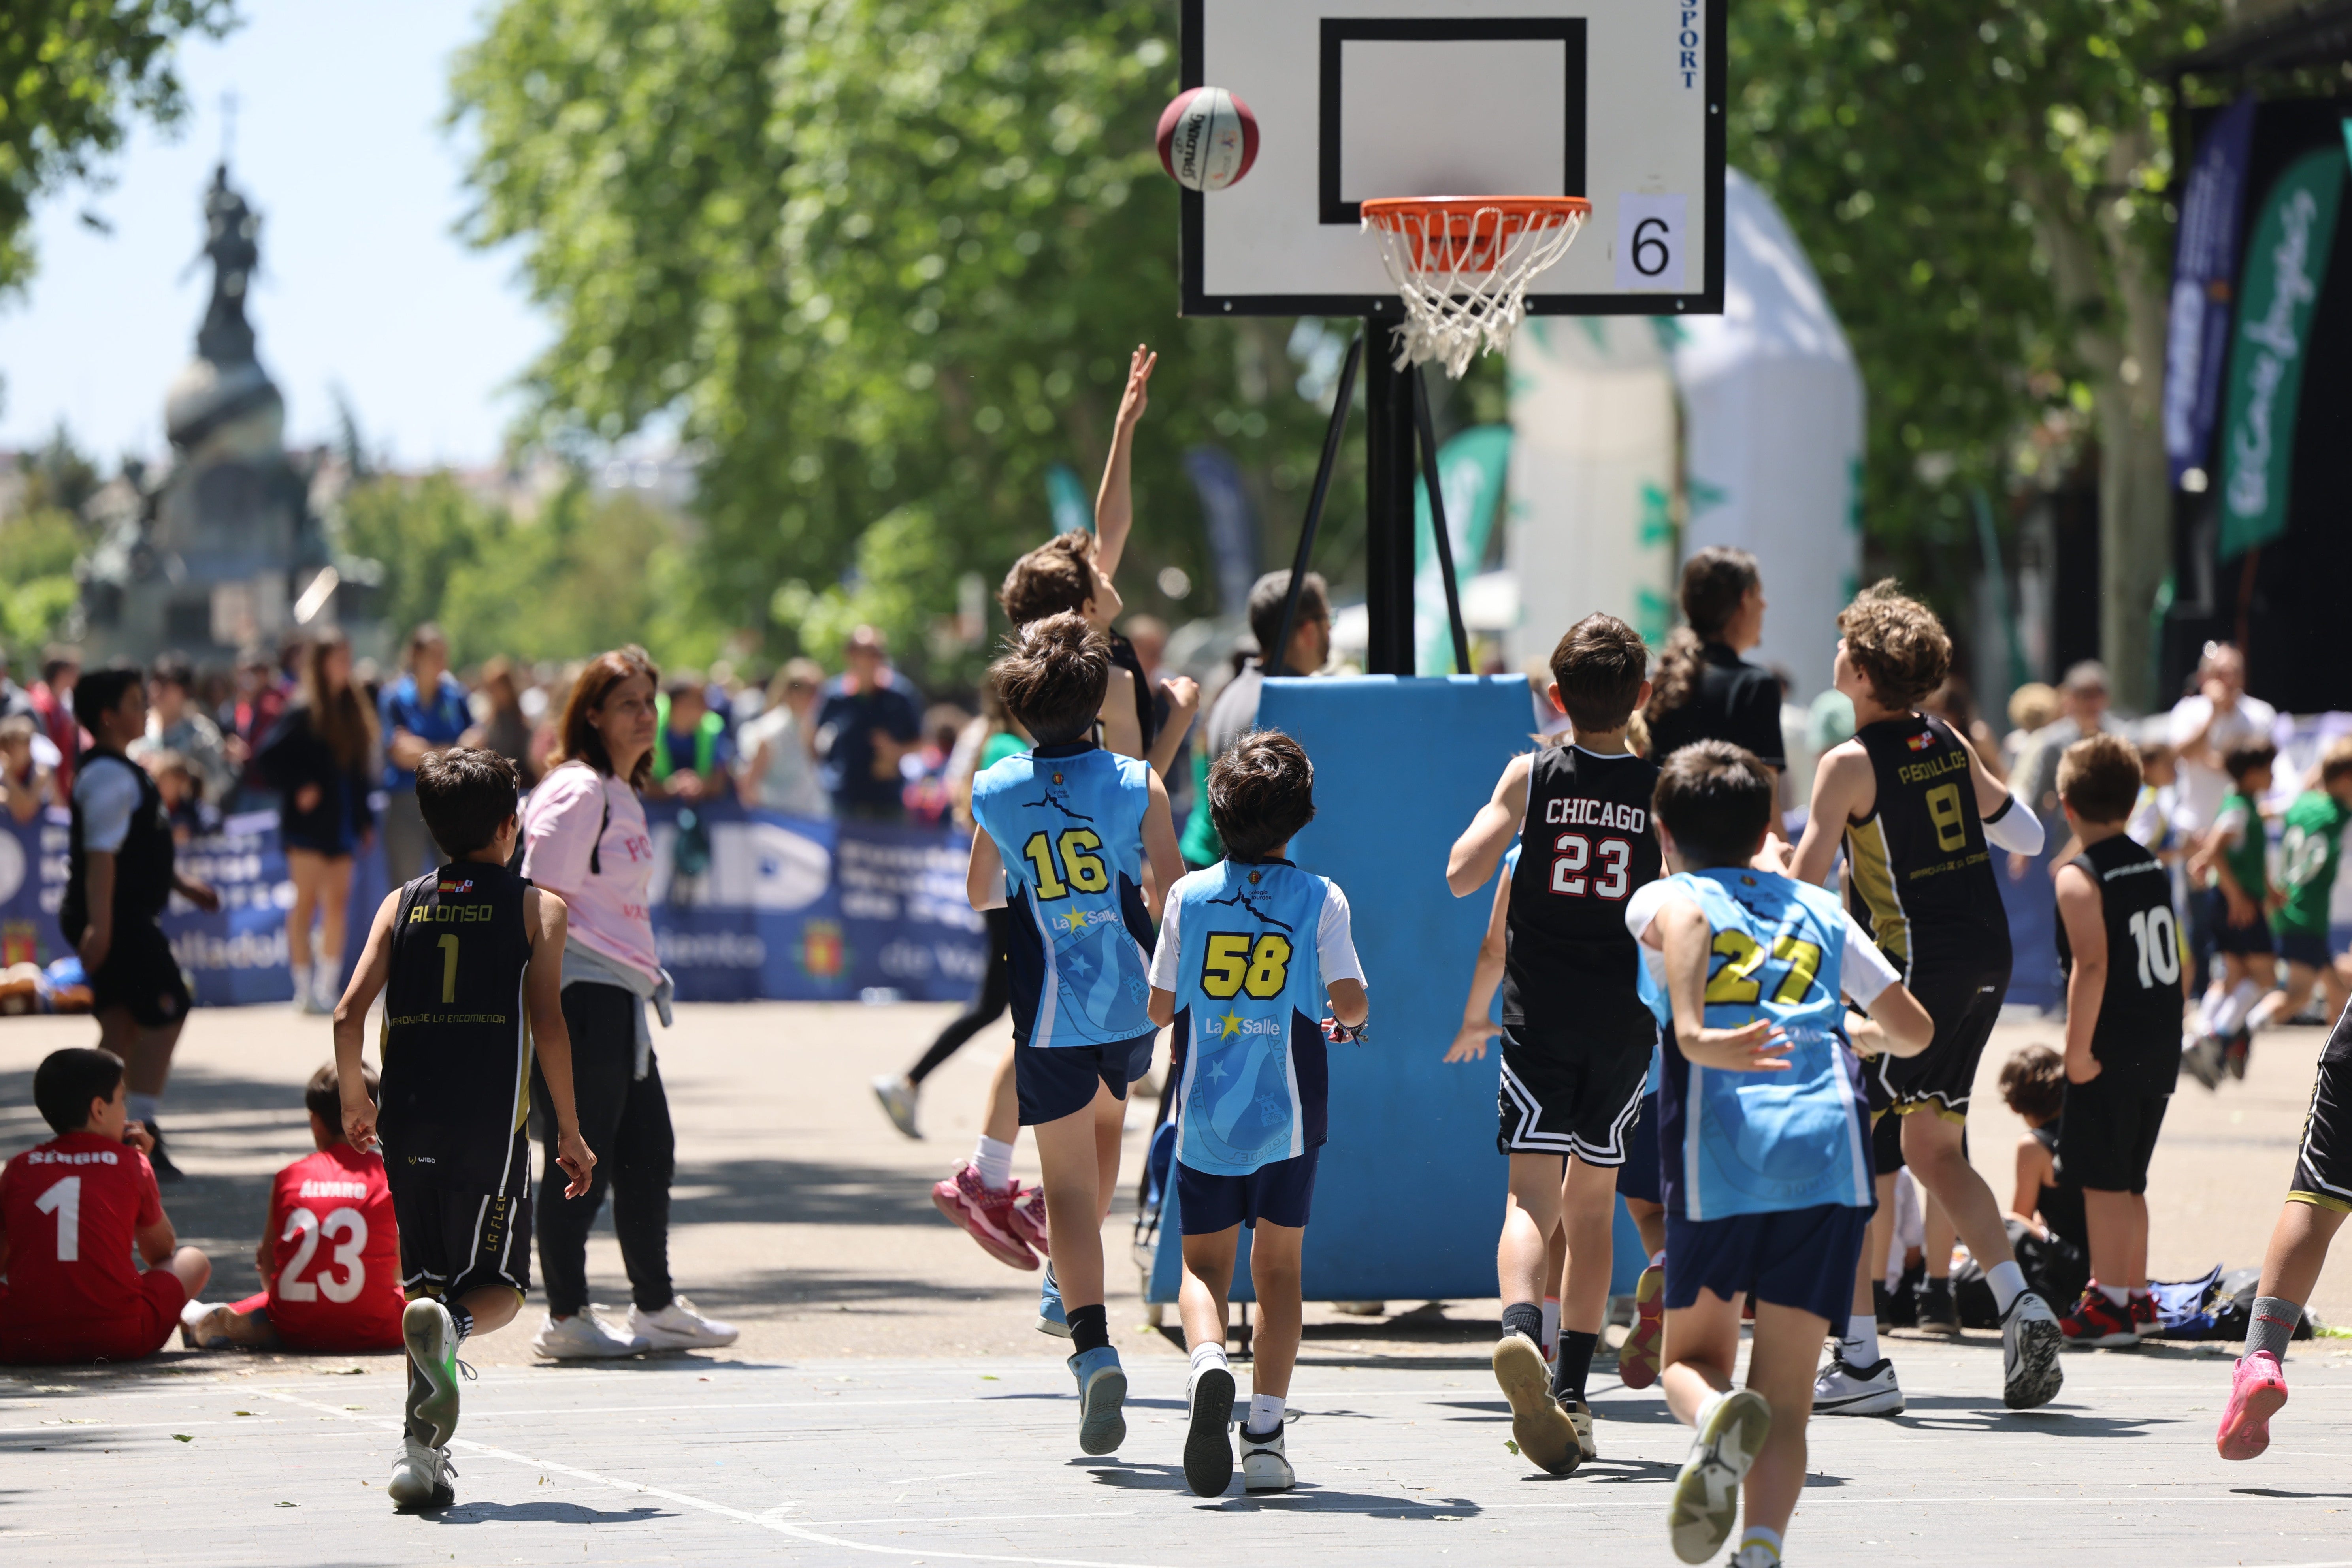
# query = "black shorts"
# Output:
<box><xmin>1496</xmin><ymin>1025</ymin><xmax>1651</xmax><ymax>1163</ymax></box>
<box><xmin>2211</xmin><ymin>890</ymin><xmax>2274</xmax><ymax>958</ymax></box>
<box><xmin>2290</xmin><ymin>1049</ymin><xmax>2352</xmax><ymax>1213</ymax></box>
<box><xmin>386</xmin><ymin>1129</ymin><xmax>534</xmax><ymax>1302</ymax></box>
<box><xmin>1664</xmin><ymin>1202</ymin><xmax>1874</xmax><ymax>1336</ymax></box>
<box><xmin>1871</xmin><ymin>1103</ymin><xmax>1907</xmax><ymax>1174</ymax></box>
<box><xmin>2058</xmin><ymin>1076</ymin><xmax>2169</xmax><ymax>1192</ymax></box>
<box><xmin>85</xmin><ymin>921</ymin><xmax>190</xmax><ymax>1028</ymax></box>
<box><xmin>1015</xmin><ymin>1035</ymin><xmax>1155</xmax><ymax>1126</ymax></box>
<box><xmin>1617</xmin><ymin>1091</ymin><xmax>1662</xmax><ymax>1206</ymax></box>
<box><xmin>2277</xmin><ymin>930</ymin><xmax>2333</xmax><ymax>971</ymax></box>
<box><xmin>1874</xmin><ymin>963</ymin><xmax>2007</xmax><ymax>1120</ymax></box>
<box><xmin>1177</xmin><ymin>1149</ymin><xmax>1319</xmax><ymax>1233</ymax></box>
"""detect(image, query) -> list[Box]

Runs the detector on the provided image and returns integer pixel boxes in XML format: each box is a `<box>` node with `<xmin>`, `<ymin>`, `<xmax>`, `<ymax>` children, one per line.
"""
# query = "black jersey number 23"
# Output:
<box><xmin>1551</xmin><ymin>833</ymin><xmax>1632</xmax><ymax>900</ymax></box>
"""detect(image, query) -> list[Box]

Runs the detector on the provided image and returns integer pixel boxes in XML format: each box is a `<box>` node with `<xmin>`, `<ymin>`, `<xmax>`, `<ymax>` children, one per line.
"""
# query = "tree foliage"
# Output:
<box><xmin>0</xmin><ymin>0</ymin><xmax>238</xmax><ymax>300</ymax></box>
<box><xmin>450</xmin><ymin>0</ymin><xmax>1403</xmax><ymax>681</ymax></box>
<box><xmin>1</xmin><ymin>427</ymin><xmax>109</xmax><ymax>661</ymax></box>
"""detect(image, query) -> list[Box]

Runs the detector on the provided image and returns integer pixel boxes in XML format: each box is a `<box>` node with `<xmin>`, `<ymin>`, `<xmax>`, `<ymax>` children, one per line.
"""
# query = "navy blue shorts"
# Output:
<box><xmin>1664</xmin><ymin>1202</ymin><xmax>1873</xmax><ymax>1336</ymax></box>
<box><xmin>1617</xmin><ymin>1092</ymin><xmax>1662</xmax><ymax>1206</ymax></box>
<box><xmin>2278</xmin><ymin>930</ymin><xmax>2333</xmax><ymax>971</ymax></box>
<box><xmin>2211</xmin><ymin>890</ymin><xmax>2274</xmax><ymax>958</ymax></box>
<box><xmin>1015</xmin><ymin>1034</ymin><xmax>1155</xmax><ymax>1126</ymax></box>
<box><xmin>1177</xmin><ymin>1149</ymin><xmax>1319</xmax><ymax>1233</ymax></box>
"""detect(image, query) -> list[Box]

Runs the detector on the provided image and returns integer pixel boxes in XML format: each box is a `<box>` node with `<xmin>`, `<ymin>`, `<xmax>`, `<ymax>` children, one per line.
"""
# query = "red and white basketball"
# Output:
<box><xmin>1157</xmin><ymin>87</ymin><xmax>1259</xmax><ymax>192</ymax></box>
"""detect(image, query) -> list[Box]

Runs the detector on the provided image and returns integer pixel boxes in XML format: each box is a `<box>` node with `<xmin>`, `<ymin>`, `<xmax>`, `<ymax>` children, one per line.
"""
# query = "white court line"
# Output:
<box><xmin>889</xmin><ymin>1470</ymin><xmax>992</xmax><ymax>1485</ymax></box>
<box><xmin>249</xmin><ymin>1387</ymin><xmax>1163</xmax><ymax>1568</ymax></box>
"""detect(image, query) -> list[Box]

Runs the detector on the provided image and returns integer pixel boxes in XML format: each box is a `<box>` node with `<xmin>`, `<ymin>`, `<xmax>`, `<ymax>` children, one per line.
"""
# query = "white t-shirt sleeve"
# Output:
<box><xmin>1147</xmin><ymin>891</ymin><xmax>1184</xmax><ymax>992</ymax></box>
<box><xmin>1839</xmin><ymin>912</ymin><xmax>1901</xmax><ymax>1008</ymax></box>
<box><xmin>2166</xmin><ymin>695</ymin><xmax>2211</xmax><ymax>749</ymax></box>
<box><xmin>72</xmin><ymin>759</ymin><xmax>143</xmax><ymax>853</ymax></box>
<box><xmin>1624</xmin><ymin>879</ymin><xmax>1682</xmax><ymax>945</ymax></box>
<box><xmin>1317</xmin><ymin>882</ymin><xmax>1364</xmax><ymax>987</ymax></box>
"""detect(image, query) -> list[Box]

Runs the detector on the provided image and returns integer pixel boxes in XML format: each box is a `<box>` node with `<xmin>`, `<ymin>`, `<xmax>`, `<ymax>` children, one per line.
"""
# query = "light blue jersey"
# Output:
<box><xmin>971</xmin><ymin>740</ymin><xmax>1155</xmax><ymax>1048</ymax></box>
<box><xmin>1155</xmin><ymin>859</ymin><xmax>1358</xmax><ymax>1176</ymax></box>
<box><xmin>1636</xmin><ymin>868</ymin><xmax>1876</xmax><ymax>1222</ymax></box>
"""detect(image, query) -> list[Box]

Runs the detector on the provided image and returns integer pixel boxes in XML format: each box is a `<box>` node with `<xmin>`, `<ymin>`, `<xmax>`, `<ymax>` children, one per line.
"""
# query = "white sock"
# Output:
<box><xmin>1739</xmin><ymin>1525</ymin><xmax>1785</xmax><ymax>1561</ymax></box>
<box><xmin>972</xmin><ymin>1135</ymin><xmax>1015</xmax><ymax>1192</ymax></box>
<box><xmin>126</xmin><ymin>1092</ymin><xmax>160</xmax><ymax>1127</ymax></box>
<box><xmin>2195</xmin><ymin>986</ymin><xmax>2225</xmax><ymax>1037</ymax></box>
<box><xmin>1246</xmin><ymin>1393</ymin><xmax>1284</xmax><ymax>1434</ymax></box>
<box><xmin>1648</xmin><ymin>1248</ymin><xmax>1666</xmax><ymax>1271</ymax></box>
<box><xmin>1690</xmin><ymin>1387</ymin><xmax>1727</xmax><ymax>1431</ymax></box>
<box><xmin>1839</xmin><ymin>1314</ymin><xmax>1881</xmax><ymax>1367</ymax></box>
<box><xmin>1189</xmin><ymin>1341</ymin><xmax>1229</xmax><ymax>1394</ymax></box>
<box><xmin>2097</xmin><ymin>1280</ymin><xmax>2129</xmax><ymax>1307</ymax></box>
<box><xmin>1987</xmin><ymin>1260</ymin><xmax>2028</xmax><ymax>1314</ymax></box>
<box><xmin>1540</xmin><ymin>1295</ymin><xmax>1561</xmax><ymax>1353</ymax></box>
<box><xmin>2214</xmin><ymin>978</ymin><xmax>2262</xmax><ymax>1036</ymax></box>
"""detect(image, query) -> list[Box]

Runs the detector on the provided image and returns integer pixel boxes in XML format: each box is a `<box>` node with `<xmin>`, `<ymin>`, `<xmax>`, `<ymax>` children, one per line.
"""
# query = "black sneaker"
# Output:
<box><xmin>141</xmin><ymin>1120</ymin><xmax>186</xmax><ymax>1183</ymax></box>
<box><xmin>1917</xmin><ymin>1277</ymin><xmax>1960</xmax><ymax>1335</ymax></box>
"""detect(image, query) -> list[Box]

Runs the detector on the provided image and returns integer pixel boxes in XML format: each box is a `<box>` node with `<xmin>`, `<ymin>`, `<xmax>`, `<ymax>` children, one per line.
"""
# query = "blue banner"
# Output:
<box><xmin>2163</xmin><ymin>95</ymin><xmax>2257</xmax><ymax>489</ymax></box>
<box><xmin>0</xmin><ymin>800</ymin><xmax>985</xmax><ymax>1007</ymax></box>
<box><xmin>1183</xmin><ymin>446</ymin><xmax>1260</xmax><ymax>617</ymax></box>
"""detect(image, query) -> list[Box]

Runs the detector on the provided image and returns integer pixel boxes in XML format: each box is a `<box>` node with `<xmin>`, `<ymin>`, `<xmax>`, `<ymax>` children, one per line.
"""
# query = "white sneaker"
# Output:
<box><xmin>1730</xmin><ymin>1545</ymin><xmax>1782</xmax><ymax>1568</ymax></box>
<box><xmin>1668</xmin><ymin>1389</ymin><xmax>1770</xmax><ymax>1564</ymax></box>
<box><xmin>1238</xmin><ymin>1421</ymin><xmax>1294</xmax><ymax>1493</ymax></box>
<box><xmin>870</xmin><ymin>1074</ymin><xmax>921</xmax><ymax>1138</ymax></box>
<box><xmin>630</xmin><ymin>1294</ymin><xmax>739</xmax><ymax>1350</ymax></box>
<box><xmin>531</xmin><ymin>1309</ymin><xmax>650</xmax><ymax>1359</ymax></box>
<box><xmin>386</xmin><ymin>1434</ymin><xmax>456</xmax><ymax>1512</ymax></box>
<box><xmin>1813</xmin><ymin>1354</ymin><xmax>1905</xmax><ymax>1416</ymax></box>
<box><xmin>2001</xmin><ymin>1291</ymin><xmax>2064</xmax><ymax>1410</ymax></box>
<box><xmin>178</xmin><ymin>1299</ymin><xmax>219</xmax><ymax>1350</ymax></box>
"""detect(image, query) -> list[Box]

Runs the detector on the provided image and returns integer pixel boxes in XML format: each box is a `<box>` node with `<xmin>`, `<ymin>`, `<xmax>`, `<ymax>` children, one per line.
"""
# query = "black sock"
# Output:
<box><xmin>448</xmin><ymin>1303</ymin><xmax>474</xmax><ymax>1344</ymax></box>
<box><xmin>1551</xmin><ymin>1329</ymin><xmax>1599</xmax><ymax>1405</ymax></box>
<box><xmin>1067</xmin><ymin>1303</ymin><xmax>1110</xmax><ymax>1355</ymax></box>
<box><xmin>1500</xmin><ymin>1302</ymin><xmax>1544</xmax><ymax>1344</ymax></box>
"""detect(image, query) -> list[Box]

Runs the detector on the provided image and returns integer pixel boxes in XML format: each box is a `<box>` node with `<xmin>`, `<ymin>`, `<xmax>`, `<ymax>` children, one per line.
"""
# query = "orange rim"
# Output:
<box><xmin>1359</xmin><ymin>195</ymin><xmax>1591</xmax><ymax>227</ymax></box>
<box><xmin>1361</xmin><ymin>196</ymin><xmax>1590</xmax><ymax>274</ymax></box>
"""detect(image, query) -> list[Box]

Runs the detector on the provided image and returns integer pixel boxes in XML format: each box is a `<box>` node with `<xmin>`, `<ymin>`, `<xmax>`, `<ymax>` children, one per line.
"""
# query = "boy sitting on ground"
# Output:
<box><xmin>181</xmin><ymin>1064</ymin><xmax>405</xmax><ymax>1353</ymax></box>
<box><xmin>1632</xmin><ymin>742</ymin><xmax>1933</xmax><ymax>1566</ymax></box>
<box><xmin>0</xmin><ymin>1047</ymin><xmax>212</xmax><ymax>1363</ymax></box>
<box><xmin>1149</xmin><ymin>729</ymin><xmax>1368</xmax><ymax>1497</ymax></box>
<box><xmin>1999</xmin><ymin>1045</ymin><xmax>2086</xmax><ymax>1247</ymax></box>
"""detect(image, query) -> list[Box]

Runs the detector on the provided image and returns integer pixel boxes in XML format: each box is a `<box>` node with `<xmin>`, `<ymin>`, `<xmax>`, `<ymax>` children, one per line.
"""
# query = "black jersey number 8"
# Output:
<box><xmin>1552</xmin><ymin>833</ymin><xmax>1631</xmax><ymax>900</ymax></box>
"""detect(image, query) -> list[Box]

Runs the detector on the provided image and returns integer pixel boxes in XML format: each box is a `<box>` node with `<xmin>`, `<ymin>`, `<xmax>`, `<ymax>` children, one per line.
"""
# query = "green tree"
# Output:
<box><xmin>1</xmin><ymin>426</ymin><xmax>109</xmax><ymax>660</ymax></box>
<box><xmin>1730</xmin><ymin>0</ymin><xmax>2220</xmax><ymax>705</ymax></box>
<box><xmin>0</xmin><ymin>1</ymin><xmax>239</xmax><ymax>300</ymax></box>
<box><xmin>450</xmin><ymin>0</ymin><xmax>1362</xmax><ymax>683</ymax></box>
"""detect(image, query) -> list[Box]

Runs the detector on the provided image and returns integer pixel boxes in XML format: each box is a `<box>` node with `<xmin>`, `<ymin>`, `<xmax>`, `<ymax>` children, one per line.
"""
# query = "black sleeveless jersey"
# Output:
<box><xmin>2056</xmin><ymin>833</ymin><xmax>2183</xmax><ymax>1091</ymax></box>
<box><xmin>1841</xmin><ymin>713</ymin><xmax>2011</xmax><ymax>976</ymax></box>
<box><xmin>1502</xmin><ymin>745</ymin><xmax>1663</xmax><ymax>1042</ymax></box>
<box><xmin>61</xmin><ymin>751</ymin><xmax>175</xmax><ymax>937</ymax></box>
<box><xmin>377</xmin><ymin>861</ymin><xmax>535</xmax><ymax>1190</ymax></box>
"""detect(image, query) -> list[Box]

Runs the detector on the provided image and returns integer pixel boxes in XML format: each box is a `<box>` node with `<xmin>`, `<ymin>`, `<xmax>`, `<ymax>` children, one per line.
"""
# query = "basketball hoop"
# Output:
<box><xmin>1360</xmin><ymin>196</ymin><xmax>1590</xmax><ymax>378</ymax></box>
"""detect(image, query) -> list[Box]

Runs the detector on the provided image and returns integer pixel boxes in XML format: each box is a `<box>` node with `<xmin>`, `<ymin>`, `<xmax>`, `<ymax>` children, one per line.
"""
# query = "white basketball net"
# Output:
<box><xmin>1363</xmin><ymin>202</ymin><xmax>1587</xmax><ymax>378</ymax></box>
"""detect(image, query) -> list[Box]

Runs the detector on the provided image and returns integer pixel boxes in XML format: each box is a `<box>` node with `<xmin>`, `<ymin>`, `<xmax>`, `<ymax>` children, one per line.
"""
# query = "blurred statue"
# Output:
<box><xmin>194</xmin><ymin>164</ymin><xmax>260</xmax><ymax>366</ymax></box>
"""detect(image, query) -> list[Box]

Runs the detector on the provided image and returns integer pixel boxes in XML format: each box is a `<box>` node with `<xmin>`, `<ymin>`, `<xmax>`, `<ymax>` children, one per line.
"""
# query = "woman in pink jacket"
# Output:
<box><xmin>520</xmin><ymin>647</ymin><xmax>736</xmax><ymax>1359</ymax></box>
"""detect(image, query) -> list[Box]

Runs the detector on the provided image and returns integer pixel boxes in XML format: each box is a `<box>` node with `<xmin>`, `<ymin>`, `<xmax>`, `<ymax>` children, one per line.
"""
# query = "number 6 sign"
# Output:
<box><xmin>1614</xmin><ymin>193</ymin><xmax>1687</xmax><ymax>292</ymax></box>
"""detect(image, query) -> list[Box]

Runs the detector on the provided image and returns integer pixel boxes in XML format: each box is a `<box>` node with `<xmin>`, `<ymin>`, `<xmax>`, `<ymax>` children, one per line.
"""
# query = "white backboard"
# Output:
<box><xmin>1179</xmin><ymin>0</ymin><xmax>1724</xmax><ymax>318</ymax></box>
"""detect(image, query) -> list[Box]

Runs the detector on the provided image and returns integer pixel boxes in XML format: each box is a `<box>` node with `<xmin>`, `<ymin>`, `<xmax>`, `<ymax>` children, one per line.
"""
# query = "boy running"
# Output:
<box><xmin>1790</xmin><ymin>581</ymin><xmax>2065</xmax><ymax>1414</ymax></box>
<box><xmin>2239</xmin><ymin>738</ymin><xmax>2352</xmax><ymax>1043</ymax></box>
<box><xmin>334</xmin><ymin>749</ymin><xmax>596</xmax><ymax>1511</ymax></box>
<box><xmin>2184</xmin><ymin>744</ymin><xmax>2279</xmax><ymax>1083</ymax></box>
<box><xmin>1148</xmin><ymin>730</ymin><xmax>1368</xmax><ymax>1496</ymax></box>
<box><xmin>2216</xmin><ymin>986</ymin><xmax>2352</xmax><ymax>1459</ymax></box>
<box><xmin>0</xmin><ymin>1047</ymin><xmax>213</xmax><ymax>1363</ymax></box>
<box><xmin>1446</xmin><ymin>613</ymin><xmax>1661</xmax><ymax>1475</ymax></box>
<box><xmin>2048</xmin><ymin>734</ymin><xmax>2184</xmax><ymax>1345</ymax></box>
<box><xmin>965</xmin><ymin>613</ymin><xmax>1185</xmax><ymax>1456</ymax></box>
<box><xmin>1635</xmin><ymin>742</ymin><xmax>1934</xmax><ymax>1566</ymax></box>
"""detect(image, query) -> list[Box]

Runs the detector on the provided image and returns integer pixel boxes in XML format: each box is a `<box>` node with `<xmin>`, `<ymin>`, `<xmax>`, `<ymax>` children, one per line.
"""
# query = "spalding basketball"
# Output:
<box><xmin>1157</xmin><ymin>87</ymin><xmax>1259</xmax><ymax>192</ymax></box>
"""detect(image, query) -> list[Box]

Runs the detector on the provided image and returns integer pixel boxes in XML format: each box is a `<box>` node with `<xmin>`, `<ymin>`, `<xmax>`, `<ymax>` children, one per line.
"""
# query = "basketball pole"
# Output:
<box><xmin>1361</xmin><ymin>337</ymin><xmax>1418</xmax><ymax>676</ymax></box>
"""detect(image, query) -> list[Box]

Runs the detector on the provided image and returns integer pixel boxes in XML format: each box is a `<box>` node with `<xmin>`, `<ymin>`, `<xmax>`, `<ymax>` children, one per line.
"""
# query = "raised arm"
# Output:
<box><xmin>1790</xmin><ymin>742</ymin><xmax>1872</xmax><ymax>886</ymax></box>
<box><xmin>1092</xmin><ymin>344</ymin><xmax>1156</xmax><ymax>582</ymax></box>
<box><xmin>1447</xmin><ymin>752</ymin><xmax>1531</xmax><ymax>898</ymax></box>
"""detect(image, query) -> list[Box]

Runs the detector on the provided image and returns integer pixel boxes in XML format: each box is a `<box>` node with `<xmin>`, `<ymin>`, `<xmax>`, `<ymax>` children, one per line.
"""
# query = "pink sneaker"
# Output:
<box><xmin>930</xmin><ymin>1162</ymin><xmax>1038</xmax><ymax>1271</ymax></box>
<box><xmin>2218</xmin><ymin>1351</ymin><xmax>2288</xmax><ymax>1460</ymax></box>
<box><xmin>1008</xmin><ymin>1183</ymin><xmax>1050</xmax><ymax>1257</ymax></box>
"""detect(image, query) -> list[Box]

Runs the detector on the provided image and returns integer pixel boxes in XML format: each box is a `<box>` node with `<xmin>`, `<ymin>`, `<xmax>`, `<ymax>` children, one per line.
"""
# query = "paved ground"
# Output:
<box><xmin>3</xmin><ymin>1003</ymin><xmax>2349</xmax><ymax>1563</ymax></box>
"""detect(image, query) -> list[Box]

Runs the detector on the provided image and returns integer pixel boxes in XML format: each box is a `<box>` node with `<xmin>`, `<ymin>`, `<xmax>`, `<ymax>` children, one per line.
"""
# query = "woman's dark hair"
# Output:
<box><xmin>1651</xmin><ymin>739</ymin><xmax>1774</xmax><ymax>868</ymax></box>
<box><xmin>1998</xmin><ymin>1045</ymin><xmax>2066</xmax><ymax>1124</ymax></box>
<box><xmin>302</xmin><ymin>631</ymin><xmax>379</xmax><ymax>773</ymax></box>
<box><xmin>991</xmin><ymin>613</ymin><xmax>1109</xmax><ymax>745</ymax></box>
<box><xmin>1210</xmin><ymin>729</ymin><xmax>1317</xmax><ymax>859</ymax></box>
<box><xmin>1645</xmin><ymin>547</ymin><xmax>1760</xmax><ymax>728</ymax></box>
<box><xmin>556</xmin><ymin>646</ymin><xmax>660</xmax><ymax>791</ymax></box>
<box><xmin>35</xmin><ymin>1047</ymin><xmax>124</xmax><ymax>1135</ymax></box>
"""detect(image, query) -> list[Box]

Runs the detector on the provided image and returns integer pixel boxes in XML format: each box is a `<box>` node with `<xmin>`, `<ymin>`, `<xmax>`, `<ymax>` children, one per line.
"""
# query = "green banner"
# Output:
<box><xmin>2218</xmin><ymin>145</ymin><xmax>2346</xmax><ymax>560</ymax></box>
<box><xmin>1412</xmin><ymin>425</ymin><xmax>1512</xmax><ymax>673</ymax></box>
